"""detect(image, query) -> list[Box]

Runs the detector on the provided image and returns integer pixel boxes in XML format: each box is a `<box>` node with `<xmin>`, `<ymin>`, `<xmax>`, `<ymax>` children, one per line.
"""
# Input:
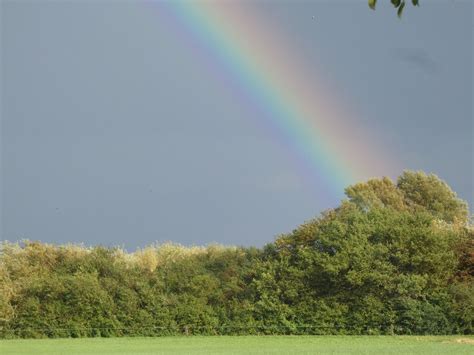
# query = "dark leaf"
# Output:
<box><xmin>397</xmin><ymin>1</ymin><xmax>406</xmax><ymax>17</ymax></box>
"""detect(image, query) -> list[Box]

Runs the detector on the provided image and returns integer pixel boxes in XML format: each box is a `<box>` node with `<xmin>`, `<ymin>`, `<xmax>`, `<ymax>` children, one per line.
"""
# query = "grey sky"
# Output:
<box><xmin>1</xmin><ymin>0</ymin><xmax>472</xmax><ymax>249</ymax></box>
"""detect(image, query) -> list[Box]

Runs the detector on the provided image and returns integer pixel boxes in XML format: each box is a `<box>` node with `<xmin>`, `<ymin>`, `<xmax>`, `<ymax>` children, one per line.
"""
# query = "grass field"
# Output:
<box><xmin>1</xmin><ymin>336</ymin><xmax>473</xmax><ymax>355</ymax></box>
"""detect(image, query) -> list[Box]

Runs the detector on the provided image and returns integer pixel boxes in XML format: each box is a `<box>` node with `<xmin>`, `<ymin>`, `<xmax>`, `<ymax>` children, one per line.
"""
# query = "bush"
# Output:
<box><xmin>1</xmin><ymin>172</ymin><xmax>471</xmax><ymax>337</ymax></box>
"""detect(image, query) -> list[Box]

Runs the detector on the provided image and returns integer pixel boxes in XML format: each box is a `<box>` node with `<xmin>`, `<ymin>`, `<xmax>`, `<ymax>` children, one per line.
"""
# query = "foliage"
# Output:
<box><xmin>369</xmin><ymin>0</ymin><xmax>420</xmax><ymax>18</ymax></box>
<box><xmin>0</xmin><ymin>171</ymin><xmax>471</xmax><ymax>338</ymax></box>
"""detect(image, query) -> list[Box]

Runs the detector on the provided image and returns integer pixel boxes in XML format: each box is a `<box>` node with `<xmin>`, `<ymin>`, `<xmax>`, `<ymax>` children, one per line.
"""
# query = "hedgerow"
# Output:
<box><xmin>1</xmin><ymin>171</ymin><xmax>472</xmax><ymax>338</ymax></box>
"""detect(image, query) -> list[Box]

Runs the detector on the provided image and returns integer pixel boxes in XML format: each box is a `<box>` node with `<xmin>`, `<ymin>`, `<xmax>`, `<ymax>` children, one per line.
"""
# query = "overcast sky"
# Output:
<box><xmin>1</xmin><ymin>0</ymin><xmax>472</xmax><ymax>249</ymax></box>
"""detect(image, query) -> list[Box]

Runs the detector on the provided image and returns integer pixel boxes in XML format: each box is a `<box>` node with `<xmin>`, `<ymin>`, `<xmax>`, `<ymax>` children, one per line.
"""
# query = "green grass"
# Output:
<box><xmin>1</xmin><ymin>336</ymin><xmax>473</xmax><ymax>355</ymax></box>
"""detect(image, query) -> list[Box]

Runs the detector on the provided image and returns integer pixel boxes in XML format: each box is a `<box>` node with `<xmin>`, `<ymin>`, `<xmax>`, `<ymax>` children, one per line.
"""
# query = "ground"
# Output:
<box><xmin>1</xmin><ymin>335</ymin><xmax>473</xmax><ymax>355</ymax></box>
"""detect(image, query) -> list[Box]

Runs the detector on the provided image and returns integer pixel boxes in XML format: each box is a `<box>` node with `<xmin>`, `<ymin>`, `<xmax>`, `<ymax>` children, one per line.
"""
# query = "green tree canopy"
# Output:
<box><xmin>271</xmin><ymin>171</ymin><xmax>472</xmax><ymax>334</ymax></box>
<box><xmin>1</xmin><ymin>171</ymin><xmax>472</xmax><ymax>337</ymax></box>
<box><xmin>345</xmin><ymin>171</ymin><xmax>469</xmax><ymax>224</ymax></box>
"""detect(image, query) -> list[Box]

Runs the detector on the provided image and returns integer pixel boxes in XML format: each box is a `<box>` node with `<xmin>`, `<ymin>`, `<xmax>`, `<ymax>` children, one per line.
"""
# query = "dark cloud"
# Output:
<box><xmin>391</xmin><ymin>48</ymin><xmax>439</xmax><ymax>74</ymax></box>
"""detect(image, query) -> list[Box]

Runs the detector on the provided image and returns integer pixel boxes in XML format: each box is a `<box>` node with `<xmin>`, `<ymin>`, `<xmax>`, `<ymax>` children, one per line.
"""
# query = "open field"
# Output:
<box><xmin>1</xmin><ymin>336</ymin><xmax>473</xmax><ymax>355</ymax></box>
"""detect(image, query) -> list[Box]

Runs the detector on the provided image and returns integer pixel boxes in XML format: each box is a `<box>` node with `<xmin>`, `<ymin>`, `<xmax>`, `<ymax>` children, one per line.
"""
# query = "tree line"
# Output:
<box><xmin>0</xmin><ymin>171</ymin><xmax>472</xmax><ymax>338</ymax></box>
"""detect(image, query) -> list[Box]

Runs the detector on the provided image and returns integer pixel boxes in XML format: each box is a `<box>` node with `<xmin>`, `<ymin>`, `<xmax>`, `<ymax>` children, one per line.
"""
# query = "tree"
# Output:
<box><xmin>345</xmin><ymin>176</ymin><xmax>406</xmax><ymax>211</ymax></box>
<box><xmin>397</xmin><ymin>171</ymin><xmax>469</xmax><ymax>224</ymax></box>
<box><xmin>270</xmin><ymin>171</ymin><xmax>471</xmax><ymax>334</ymax></box>
<box><xmin>1</xmin><ymin>171</ymin><xmax>472</xmax><ymax>337</ymax></box>
<box><xmin>344</xmin><ymin>171</ymin><xmax>469</xmax><ymax>225</ymax></box>
<box><xmin>369</xmin><ymin>0</ymin><xmax>420</xmax><ymax>18</ymax></box>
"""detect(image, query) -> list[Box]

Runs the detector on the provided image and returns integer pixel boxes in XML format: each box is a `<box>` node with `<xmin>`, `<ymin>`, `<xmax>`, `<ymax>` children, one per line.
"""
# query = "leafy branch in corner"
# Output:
<box><xmin>368</xmin><ymin>0</ymin><xmax>420</xmax><ymax>18</ymax></box>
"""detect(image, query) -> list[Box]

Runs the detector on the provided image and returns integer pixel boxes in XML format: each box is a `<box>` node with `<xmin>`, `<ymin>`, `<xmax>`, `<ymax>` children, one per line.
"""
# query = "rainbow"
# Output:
<box><xmin>150</xmin><ymin>1</ymin><xmax>398</xmax><ymax>196</ymax></box>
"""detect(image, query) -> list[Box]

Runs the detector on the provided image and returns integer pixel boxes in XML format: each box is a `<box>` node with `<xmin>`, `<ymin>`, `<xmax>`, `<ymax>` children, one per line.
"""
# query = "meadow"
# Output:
<box><xmin>1</xmin><ymin>336</ymin><xmax>473</xmax><ymax>355</ymax></box>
